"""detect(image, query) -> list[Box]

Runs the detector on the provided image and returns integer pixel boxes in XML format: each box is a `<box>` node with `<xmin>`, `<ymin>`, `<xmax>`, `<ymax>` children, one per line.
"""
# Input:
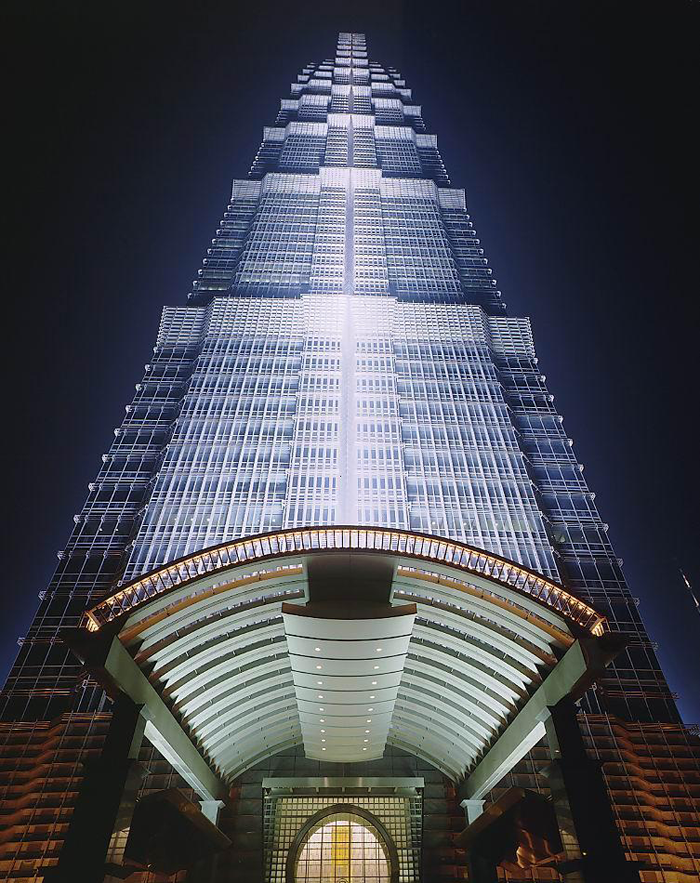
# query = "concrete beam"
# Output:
<box><xmin>104</xmin><ymin>637</ymin><xmax>227</xmax><ymax>801</ymax></box>
<box><xmin>461</xmin><ymin>635</ymin><xmax>624</xmax><ymax>800</ymax></box>
<box><xmin>65</xmin><ymin>629</ymin><xmax>227</xmax><ymax>801</ymax></box>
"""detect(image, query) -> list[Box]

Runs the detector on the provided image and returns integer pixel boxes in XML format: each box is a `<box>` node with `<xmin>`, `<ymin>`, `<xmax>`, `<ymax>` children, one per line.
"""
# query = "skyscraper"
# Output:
<box><xmin>1</xmin><ymin>30</ymin><xmax>697</xmax><ymax>882</ymax></box>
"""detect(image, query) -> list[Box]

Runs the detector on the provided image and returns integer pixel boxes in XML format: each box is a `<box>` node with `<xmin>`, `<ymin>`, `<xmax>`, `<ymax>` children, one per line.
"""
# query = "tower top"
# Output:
<box><xmin>337</xmin><ymin>32</ymin><xmax>367</xmax><ymax>52</ymax></box>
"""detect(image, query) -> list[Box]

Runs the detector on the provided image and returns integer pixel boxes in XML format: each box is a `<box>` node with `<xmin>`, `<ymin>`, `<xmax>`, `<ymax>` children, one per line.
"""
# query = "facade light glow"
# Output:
<box><xmin>0</xmin><ymin>29</ymin><xmax>694</xmax><ymax>882</ymax></box>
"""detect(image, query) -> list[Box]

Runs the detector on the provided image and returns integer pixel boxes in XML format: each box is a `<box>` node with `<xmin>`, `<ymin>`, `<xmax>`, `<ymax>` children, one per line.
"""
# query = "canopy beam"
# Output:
<box><xmin>460</xmin><ymin>634</ymin><xmax>625</xmax><ymax>801</ymax></box>
<box><xmin>64</xmin><ymin>628</ymin><xmax>227</xmax><ymax>802</ymax></box>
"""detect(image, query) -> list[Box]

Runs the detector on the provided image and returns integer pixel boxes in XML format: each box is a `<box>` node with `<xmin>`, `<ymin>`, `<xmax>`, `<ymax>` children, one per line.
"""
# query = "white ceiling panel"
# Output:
<box><xmin>93</xmin><ymin>529</ymin><xmax>600</xmax><ymax>783</ymax></box>
<box><xmin>284</xmin><ymin>608</ymin><xmax>416</xmax><ymax>761</ymax></box>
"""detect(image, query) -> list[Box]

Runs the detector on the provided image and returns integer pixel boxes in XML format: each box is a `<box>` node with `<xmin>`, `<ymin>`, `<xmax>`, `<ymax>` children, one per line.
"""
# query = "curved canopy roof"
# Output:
<box><xmin>81</xmin><ymin>528</ymin><xmax>606</xmax><ymax>786</ymax></box>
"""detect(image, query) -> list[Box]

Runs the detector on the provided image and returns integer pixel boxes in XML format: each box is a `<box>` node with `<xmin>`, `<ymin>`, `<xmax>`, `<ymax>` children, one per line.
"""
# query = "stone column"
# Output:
<box><xmin>465</xmin><ymin>851</ymin><xmax>499</xmax><ymax>883</ymax></box>
<box><xmin>542</xmin><ymin>698</ymin><xmax>639</xmax><ymax>883</ymax></box>
<box><xmin>51</xmin><ymin>694</ymin><xmax>146</xmax><ymax>883</ymax></box>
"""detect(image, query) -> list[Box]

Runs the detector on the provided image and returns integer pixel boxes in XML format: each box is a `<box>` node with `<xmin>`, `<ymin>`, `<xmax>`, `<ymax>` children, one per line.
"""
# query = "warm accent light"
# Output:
<box><xmin>85</xmin><ymin>526</ymin><xmax>606</xmax><ymax>636</ymax></box>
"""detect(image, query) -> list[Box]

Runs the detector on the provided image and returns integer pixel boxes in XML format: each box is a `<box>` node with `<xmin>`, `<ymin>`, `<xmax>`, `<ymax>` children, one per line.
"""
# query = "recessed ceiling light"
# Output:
<box><xmin>363</xmin><ymin>747</ymin><xmax>367</xmax><ymax>751</ymax></box>
<box><xmin>319</xmin><ymin>707</ymin><xmax>324</xmax><ymax>711</ymax></box>
<box><xmin>322</xmin><ymin>747</ymin><xmax>326</xmax><ymax>751</ymax></box>
<box><xmin>373</xmin><ymin>665</ymin><xmax>379</xmax><ymax>670</ymax></box>
<box><xmin>363</xmin><ymin>739</ymin><xmax>369</xmax><ymax>742</ymax></box>
<box><xmin>316</xmin><ymin>665</ymin><xmax>322</xmax><ymax>669</ymax></box>
<box><xmin>365</xmin><ymin>730</ymin><xmax>370</xmax><ymax>733</ymax></box>
<box><xmin>315</xmin><ymin>647</ymin><xmax>321</xmax><ymax>652</ymax></box>
<box><xmin>320</xmin><ymin>718</ymin><xmax>325</xmax><ymax>722</ymax></box>
<box><xmin>368</xmin><ymin>707</ymin><xmax>374</xmax><ymax>711</ymax></box>
<box><xmin>317</xmin><ymin>681</ymin><xmax>323</xmax><ymax>685</ymax></box>
<box><xmin>376</xmin><ymin>647</ymin><xmax>382</xmax><ymax>652</ymax></box>
<box><xmin>320</xmin><ymin>729</ymin><xmax>325</xmax><ymax>733</ymax></box>
<box><xmin>366</xmin><ymin>719</ymin><xmax>371</xmax><ymax>723</ymax></box>
<box><xmin>318</xmin><ymin>695</ymin><xmax>324</xmax><ymax>699</ymax></box>
<box><xmin>371</xmin><ymin>681</ymin><xmax>377</xmax><ymax>685</ymax></box>
<box><xmin>369</xmin><ymin>695</ymin><xmax>375</xmax><ymax>699</ymax></box>
<box><xmin>321</xmin><ymin>739</ymin><xmax>326</xmax><ymax>743</ymax></box>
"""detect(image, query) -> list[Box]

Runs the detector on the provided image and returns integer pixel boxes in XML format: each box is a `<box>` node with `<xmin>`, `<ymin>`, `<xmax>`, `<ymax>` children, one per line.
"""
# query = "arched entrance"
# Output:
<box><xmin>286</xmin><ymin>805</ymin><xmax>399</xmax><ymax>883</ymax></box>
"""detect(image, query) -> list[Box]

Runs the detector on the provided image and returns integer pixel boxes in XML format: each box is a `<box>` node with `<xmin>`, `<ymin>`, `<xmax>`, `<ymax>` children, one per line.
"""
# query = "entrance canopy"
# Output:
<box><xmin>74</xmin><ymin>528</ymin><xmax>608</xmax><ymax>795</ymax></box>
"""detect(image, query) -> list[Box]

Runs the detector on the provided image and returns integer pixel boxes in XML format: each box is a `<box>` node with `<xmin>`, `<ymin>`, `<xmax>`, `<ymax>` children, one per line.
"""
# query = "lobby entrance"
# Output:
<box><xmin>291</xmin><ymin>809</ymin><xmax>393</xmax><ymax>882</ymax></box>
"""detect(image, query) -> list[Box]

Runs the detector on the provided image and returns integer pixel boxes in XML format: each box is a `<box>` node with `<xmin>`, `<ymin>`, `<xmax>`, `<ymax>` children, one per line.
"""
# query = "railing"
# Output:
<box><xmin>84</xmin><ymin>526</ymin><xmax>606</xmax><ymax>636</ymax></box>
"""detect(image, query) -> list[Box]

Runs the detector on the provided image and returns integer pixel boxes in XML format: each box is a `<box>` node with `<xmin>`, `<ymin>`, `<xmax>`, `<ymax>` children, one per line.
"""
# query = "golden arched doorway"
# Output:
<box><xmin>287</xmin><ymin>805</ymin><xmax>398</xmax><ymax>883</ymax></box>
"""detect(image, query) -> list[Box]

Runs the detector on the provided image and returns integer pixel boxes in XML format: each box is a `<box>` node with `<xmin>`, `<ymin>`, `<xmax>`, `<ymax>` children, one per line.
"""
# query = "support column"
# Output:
<box><xmin>461</xmin><ymin>797</ymin><xmax>491</xmax><ymax>881</ymax></box>
<box><xmin>460</xmin><ymin>798</ymin><xmax>485</xmax><ymax>824</ymax></box>
<box><xmin>542</xmin><ymin>698</ymin><xmax>639</xmax><ymax>883</ymax></box>
<box><xmin>199</xmin><ymin>799</ymin><xmax>225</xmax><ymax>826</ymax></box>
<box><xmin>51</xmin><ymin>694</ymin><xmax>146</xmax><ymax>883</ymax></box>
<box><xmin>465</xmin><ymin>851</ymin><xmax>499</xmax><ymax>883</ymax></box>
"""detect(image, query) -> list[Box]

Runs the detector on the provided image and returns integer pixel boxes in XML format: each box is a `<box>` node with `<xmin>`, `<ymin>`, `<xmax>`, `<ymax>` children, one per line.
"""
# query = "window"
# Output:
<box><xmin>294</xmin><ymin>813</ymin><xmax>391</xmax><ymax>882</ymax></box>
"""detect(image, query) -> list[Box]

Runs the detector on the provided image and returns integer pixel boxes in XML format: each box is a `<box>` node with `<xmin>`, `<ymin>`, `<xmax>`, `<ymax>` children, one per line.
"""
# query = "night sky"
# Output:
<box><xmin>3</xmin><ymin>1</ymin><xmax>699</xmax><ymax>723</ymax></box>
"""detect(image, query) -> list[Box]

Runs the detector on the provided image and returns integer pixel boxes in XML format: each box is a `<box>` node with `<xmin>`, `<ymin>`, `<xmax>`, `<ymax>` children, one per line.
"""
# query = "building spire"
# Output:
<box><xmin>680</xmin><ymin>567</ymin><xmax>700</xmax><ymax>616</ymax></box>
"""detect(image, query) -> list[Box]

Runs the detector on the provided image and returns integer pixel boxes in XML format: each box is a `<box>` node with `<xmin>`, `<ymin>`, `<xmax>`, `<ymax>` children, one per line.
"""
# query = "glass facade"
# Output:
<box><xmin>264</xmin><ymin>793</ymin><xmax>421</xmax><ymax>883</ymax></box>
<box><xmin>295</xmin><ymin>819</ymin><xmax>390</xmax><ymax>882</ymax></box>
<box><xmin>1</xmin><ymin>31</ymin><xmax>698</xmax><ymax>882</ymax></box>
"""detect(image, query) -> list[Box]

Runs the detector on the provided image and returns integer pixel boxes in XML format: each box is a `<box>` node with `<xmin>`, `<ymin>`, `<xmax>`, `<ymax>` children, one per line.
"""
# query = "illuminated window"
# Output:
<box><xmin>294</xmin><ymin>813</ymin><xmax>391</xmax><ymax>882</ymax></box>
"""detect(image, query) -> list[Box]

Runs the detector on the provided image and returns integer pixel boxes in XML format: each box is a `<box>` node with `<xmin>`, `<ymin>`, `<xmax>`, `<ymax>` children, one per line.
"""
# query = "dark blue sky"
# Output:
<box><xmin>2</xmin><ymin>0</ymin><xmax>699</xmax><ymax>723</ymax></box>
